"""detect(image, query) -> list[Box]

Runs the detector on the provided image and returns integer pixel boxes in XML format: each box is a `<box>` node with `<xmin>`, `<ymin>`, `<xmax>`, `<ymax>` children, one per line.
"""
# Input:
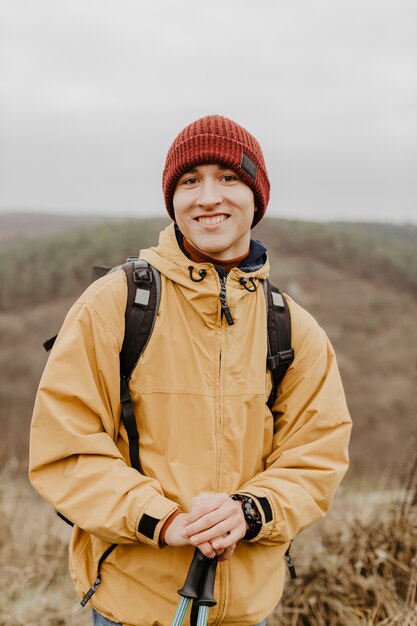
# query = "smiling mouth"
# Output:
<box><xmin>197</xmin><ymin>214</ymin><xmax>229</xmax><ymax>225</ymax></box>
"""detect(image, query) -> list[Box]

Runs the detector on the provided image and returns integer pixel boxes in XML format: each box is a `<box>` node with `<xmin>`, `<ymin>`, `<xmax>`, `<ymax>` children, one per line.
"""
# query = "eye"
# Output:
<box><xmin>181</xmin><ymin>176</ymin><xmax>199</xmax><ymax>186</ymax></box>
<box><xmin>221</xmin><ymin>174</ymin><xmax>238</xmax><ymax>183</ymax></box>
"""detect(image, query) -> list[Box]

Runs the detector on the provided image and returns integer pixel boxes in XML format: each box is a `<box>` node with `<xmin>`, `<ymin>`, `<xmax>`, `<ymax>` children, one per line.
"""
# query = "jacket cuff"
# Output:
<box><xmin>135</xmin><ymin>495</ymin><xmax>180</xmax><ymax>548</ymax></box>
<box><xmin>233</xmin><ymin>491</ymin><xmax>274</xmax><ymax>542</ymax></box>
<box><xmin>159</xmin><ymin>508</ymin><xmax>183</xmax><ymax>546</ymax></box>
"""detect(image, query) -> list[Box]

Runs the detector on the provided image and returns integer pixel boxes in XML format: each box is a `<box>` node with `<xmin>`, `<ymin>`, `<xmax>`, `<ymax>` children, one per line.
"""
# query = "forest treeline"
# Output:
<box><xmin>0</xmin><ymin>217</ymin><xmax>416</xmax><ymax>311</ymax></box>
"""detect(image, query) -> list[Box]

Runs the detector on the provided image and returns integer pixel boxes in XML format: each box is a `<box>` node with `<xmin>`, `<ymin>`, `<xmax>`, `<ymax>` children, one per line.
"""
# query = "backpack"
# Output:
<box><xmin>44</xmin><ymin>258</ymin><xmax>297</xmax><ymax>604</ymax></box>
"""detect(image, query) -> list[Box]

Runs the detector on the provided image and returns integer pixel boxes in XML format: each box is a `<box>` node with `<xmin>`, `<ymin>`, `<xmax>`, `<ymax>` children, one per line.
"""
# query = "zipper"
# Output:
<box><xmin>216</xmin><ymin>283</ymin><xmax>225</xmax><ymax>493</ymax></box>
<box><xmin>80</xmin><ymin>576</ymin><xmax>102</xmax><ymax>606</ymax></box>
<box><xmin>284</xmin><ymin>545</ymin><xmax>297</xmax><ymax>579</ymax></box>
<box><xmin>219</xmin><ymin>276</ymin><xmax>234</xmax><ymax>326</ymax></box>
<box><xmin>216</xmin><ymin>274</ymin><xmax>230</xmax><ymax>490</ymax></box>
<box><xmin>215</xmin><ymin>346</ymin><xmax>222</xmax><ymax>495</ymax></box>
<box><xmin>216</xmin><ymin>273</ymin><xmax>231</xmax><ymax>610</ymax></box>
<box><xmin>80</xmin><ymin>543</ymin><xmax>118</xmax><ymax>606</ymax></box>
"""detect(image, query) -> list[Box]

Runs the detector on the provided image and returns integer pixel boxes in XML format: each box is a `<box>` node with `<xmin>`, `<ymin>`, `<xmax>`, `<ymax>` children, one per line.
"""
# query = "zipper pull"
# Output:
<box><xmin>219</xmin><ymin>277</ymin><xmax>234</xmax><ymax>326</ymax></box>
<box><xmin>80</xmin><ymin>576</ymin><xmax>102</xmax><ymax>606</ymax></box>
<box><xmin>285</xmin><ymin>549</ymin><xmax>297</xmax><ymax>579</ymax></box>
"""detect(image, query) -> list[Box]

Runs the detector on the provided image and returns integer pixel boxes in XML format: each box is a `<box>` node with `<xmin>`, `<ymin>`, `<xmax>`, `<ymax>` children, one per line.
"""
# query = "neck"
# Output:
<box><xmin>183</xmin><ymin>238</ymin><xmax>250</xmax><ymax>273</ymax></box>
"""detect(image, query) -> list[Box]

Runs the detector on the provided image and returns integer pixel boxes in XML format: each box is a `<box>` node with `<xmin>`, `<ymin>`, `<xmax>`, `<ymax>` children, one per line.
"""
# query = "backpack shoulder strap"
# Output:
<box><xmin>120</xmin><ymin>258</ymin><xmax>161</xmax><ymax>378</ymax></box>
<box><xmin>119</xmin><ymin>258</ymin><xmax>161</xmax><ymax>472</ymax></box>
<box><xmin>263</xmin><ymin>279</ymin><xmax>294</xmax><ymax>410</ymax></box>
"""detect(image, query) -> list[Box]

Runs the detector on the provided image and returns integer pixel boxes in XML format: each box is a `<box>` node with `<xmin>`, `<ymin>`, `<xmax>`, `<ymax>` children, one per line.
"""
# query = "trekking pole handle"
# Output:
<box><xmin>177</xmin><ymin>548</ymin><xmax>208</xmax><ymax>600</ymax></box>
<box><xmin>194</xmin><ymin>556</ymin><xmax>218</xmax><ymax>607</ymax></box>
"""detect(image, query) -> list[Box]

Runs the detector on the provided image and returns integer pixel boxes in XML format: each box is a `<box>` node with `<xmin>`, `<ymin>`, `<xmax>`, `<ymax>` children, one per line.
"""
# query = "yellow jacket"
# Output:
<box><xmin>29</xmin><ymin>224</ymin><xmax>351</xmax><ymax>626</ymax></box>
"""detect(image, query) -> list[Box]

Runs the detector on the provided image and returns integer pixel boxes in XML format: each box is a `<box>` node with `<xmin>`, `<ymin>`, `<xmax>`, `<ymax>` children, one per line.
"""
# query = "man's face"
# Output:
<box><xmin>173</xmin><ymin>164</ymin><xmax>256</xmax><ymax>261</ymax></box>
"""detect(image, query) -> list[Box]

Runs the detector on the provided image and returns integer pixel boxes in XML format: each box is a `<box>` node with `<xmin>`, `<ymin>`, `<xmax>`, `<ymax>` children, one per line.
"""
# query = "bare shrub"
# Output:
<box><xmin>272</xmin><ymin>457</ymin><xmax>417</xmax><ymax>625</ymax></box>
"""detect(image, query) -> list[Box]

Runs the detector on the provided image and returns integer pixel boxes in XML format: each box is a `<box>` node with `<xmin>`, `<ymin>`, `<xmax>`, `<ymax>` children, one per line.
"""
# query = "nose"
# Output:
<box><xmin>196</xmin><ymin>180</ymin><xmax>222</xmax><ymax>209</ymax></box>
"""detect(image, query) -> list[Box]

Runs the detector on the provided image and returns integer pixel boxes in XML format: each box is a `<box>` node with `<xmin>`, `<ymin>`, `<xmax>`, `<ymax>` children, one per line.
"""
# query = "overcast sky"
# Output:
<box><xmin>1</xmin><ymin>0</ymin><xmax>416</xmax><ymax>223</ymax></box>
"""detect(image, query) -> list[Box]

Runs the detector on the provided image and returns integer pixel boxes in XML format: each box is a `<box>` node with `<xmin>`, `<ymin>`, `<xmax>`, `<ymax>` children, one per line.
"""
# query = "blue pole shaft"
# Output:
<box><xmin>196</xmin><ymin>605</ymin><xmax>209</xmax><ymax>626</ymax></box>
<box><xmin>172</xmin><ymin>596</ymin><xmax>191</xmax><ymax>626</ymax></box>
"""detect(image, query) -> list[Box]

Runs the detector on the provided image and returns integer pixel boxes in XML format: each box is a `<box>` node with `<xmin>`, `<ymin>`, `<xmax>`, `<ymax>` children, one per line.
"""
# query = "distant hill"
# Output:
<box><xmin>0</xmin><ymin>216</ymin><xmax>416</xmax><ymax>484</ymax></box>
<box><xmin>0</xmin><ymin>211</ymin><xmax>117</xmax><ymax>242</ymax></box>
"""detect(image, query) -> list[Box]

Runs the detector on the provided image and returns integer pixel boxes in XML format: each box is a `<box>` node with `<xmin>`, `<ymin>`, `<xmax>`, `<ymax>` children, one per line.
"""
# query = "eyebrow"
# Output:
<box><xmin>182</xmin><ymin>164</ymin><xmax>231</xmax><ymax>175</ymax></box>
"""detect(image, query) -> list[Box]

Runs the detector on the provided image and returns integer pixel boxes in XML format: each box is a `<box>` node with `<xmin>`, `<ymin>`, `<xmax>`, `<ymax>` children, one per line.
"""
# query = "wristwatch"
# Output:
<box><xmin>231</xmin><ymin>494</ymin><xmax>262</xmax><ymax>540</ymax></box>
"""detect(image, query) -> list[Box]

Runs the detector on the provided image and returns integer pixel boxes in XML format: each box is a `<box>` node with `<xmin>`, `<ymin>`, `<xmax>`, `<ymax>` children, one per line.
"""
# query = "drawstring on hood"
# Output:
<box><xmin>188</xmin><ymin>266</ymin><xmax>207</xmax><ymax>282</ymax></box>
<box><xmin>240</xmin><ymin>277</ymin><xmax>257</xmax><ymax>292</ymax></box>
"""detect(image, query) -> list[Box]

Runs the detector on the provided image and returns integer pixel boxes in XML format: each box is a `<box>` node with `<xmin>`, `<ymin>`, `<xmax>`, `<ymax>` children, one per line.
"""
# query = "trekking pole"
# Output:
<box><xmin>172</xmin><ymin>548</ymin><xmax>218</xmax><ymax>626</ymax></box>
<box><xmin>172</xmin><ymin>548</ymin><xmax>206</xmax><ymax>626</ymax></box>
<box><xmin>192</xmin><ymin>555</ymin><xmax>218</xmax><ymax>626</ymax></box>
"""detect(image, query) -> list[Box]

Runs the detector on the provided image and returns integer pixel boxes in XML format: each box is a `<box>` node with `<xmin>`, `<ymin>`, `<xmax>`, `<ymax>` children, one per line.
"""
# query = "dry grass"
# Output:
<box><xmin>1</xmin><ymin>459</ymin><xmax>416</xmax><ymax>626</ymax></box>
<box><xmin>0</xmin><ymin>460</ymin><xmax>89</xmax><ymax>626</ymax></box>
<box><xmin>272</xmin><ymin>458</ymin><xmax>417</xmax><ymax>626</ymax></box>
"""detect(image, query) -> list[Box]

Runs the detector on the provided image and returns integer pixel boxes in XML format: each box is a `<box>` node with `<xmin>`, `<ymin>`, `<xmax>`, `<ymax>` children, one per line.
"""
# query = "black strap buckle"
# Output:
<box><xmin>133</xmin><ymin>267</ymin><xmax>153</xmax><ymax>287</ymax></box>
<box><xmin>267</xmin><ymin>349</ymin><xmax>294</xmax><ymax>370</ymax></box>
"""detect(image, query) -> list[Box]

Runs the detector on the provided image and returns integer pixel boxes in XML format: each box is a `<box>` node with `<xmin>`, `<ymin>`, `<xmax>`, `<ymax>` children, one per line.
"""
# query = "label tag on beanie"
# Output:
<box><xmin>240</xmin><ymin>152</ymin><xmax>258</xmax><ymax>180</ymax></box>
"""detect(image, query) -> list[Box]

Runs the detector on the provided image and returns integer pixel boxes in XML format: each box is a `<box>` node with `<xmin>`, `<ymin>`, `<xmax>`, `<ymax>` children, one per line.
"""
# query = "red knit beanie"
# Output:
<box><xmin>162</xmin><ymin>115</ymin><xmax>270</xmax><ymax>227</ymax></box>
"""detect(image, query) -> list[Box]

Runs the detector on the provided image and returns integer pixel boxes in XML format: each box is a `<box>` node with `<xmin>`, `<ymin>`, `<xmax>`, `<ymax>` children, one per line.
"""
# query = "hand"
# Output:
<box><xmin>163</xmin><ymin>512</ymin><xmax>215</xmax><ymax>557</ymax></box>
<box><xmin>181</xmin><ymin>493</ymin><xmax>247</xmax><ymax>561</ymax></box>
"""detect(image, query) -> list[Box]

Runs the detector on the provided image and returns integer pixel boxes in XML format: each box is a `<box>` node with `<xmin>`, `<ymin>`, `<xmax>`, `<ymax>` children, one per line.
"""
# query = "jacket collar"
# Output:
<box><xmin>174</xmin><ymin>224</ymin><xmax>267</xmax><ymax>277</ymax></box>
<box><xmin>140</xmin><ymin>223</ymin><xmax>270</xmax><ymax>285</ymax></box>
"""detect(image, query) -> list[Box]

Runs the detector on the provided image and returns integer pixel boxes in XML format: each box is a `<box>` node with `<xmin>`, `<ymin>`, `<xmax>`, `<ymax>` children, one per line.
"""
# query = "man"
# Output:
<box><xmin>29</xmin><ymin>115</ymin><xmax>352</xmax><ymax>626</ymax></box>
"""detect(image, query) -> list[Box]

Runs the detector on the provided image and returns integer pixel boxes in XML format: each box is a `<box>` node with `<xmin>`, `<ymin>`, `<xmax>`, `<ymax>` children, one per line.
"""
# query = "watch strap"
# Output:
<box><xmin>231</xmin><ymin>494</ymin><xmax>263</xmax><ymax>540</ymax></box>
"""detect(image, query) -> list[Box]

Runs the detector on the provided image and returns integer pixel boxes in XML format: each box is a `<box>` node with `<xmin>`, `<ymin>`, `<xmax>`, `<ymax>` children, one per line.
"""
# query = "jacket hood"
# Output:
<box><xmin>139</xmin><ymin>223</ymin><xmax>270</xmax><ymax>287</ymax></box>
<box><xmin>174</xmin><ymin>224</ymin><xmax>268</xmax><ymax>277</ymax></box>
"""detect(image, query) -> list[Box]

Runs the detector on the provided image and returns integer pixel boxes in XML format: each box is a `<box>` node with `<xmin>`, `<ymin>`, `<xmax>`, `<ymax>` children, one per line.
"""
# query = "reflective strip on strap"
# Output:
<box><xmin>134</xmin><ymin>288</ymin><xmax>151</xmax><ymax>306</ymax></box>
<box><xmin>271</xmin><ymin>291</ymin><xmax>285</xmax><ymax>308</ymax></box>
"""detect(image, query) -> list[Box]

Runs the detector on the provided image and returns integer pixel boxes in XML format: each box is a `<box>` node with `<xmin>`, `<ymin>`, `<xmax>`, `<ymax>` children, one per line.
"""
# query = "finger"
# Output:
<box><xmin>182</xmin><ymin>508</ymin><xmax>227</xmax><ymax>535</ymax></box>
<box><xmin>218</xmin><ymin>544</ymin><xmax>236</xmax><ymax>562</ymax></box>
<box><xmin>191</xmin><ymin>538</ymin><xmax>227</xmax><ymax>559</ymax></box>
<box><xmin>191</xmin><ymin>526</ymin><xmax>243</xmax><ymax>552</ymax></box>
<box><xmin>184</xmin><ymin>493</ymin><xmax>231</xmax><ymax>525</ymax></box>
<box><xmin>195</xmin><ymin>540</ymin><xmax>217</xmax><ymax>559</ymax></box>
<box><xmin>210</xmin><ymin>532</ymin><xmax>231</xmax><ymax>558</ymax></box>
<box><xmin>184</xmin><ymin>503</ymin><xmax>220</xmax><ymax>526</ymax></box>
<box><xmin>186</xmin><ymin>519</ymin><xmax>234</xmax><ymax>545</ymax></box>
<box><xmin>211</xmin><ymin>527</ymin><xmax>246</xmax><ymax>551</ymax></box>
<box><xmin>184</xmin><ymin>496</ymin><xmax>240</xmax><ymax>532</ymax></box>
<box><xmin>183</xmin><ymin>499</ymin><xmax>244</xmax><ymax>539</ymax></box>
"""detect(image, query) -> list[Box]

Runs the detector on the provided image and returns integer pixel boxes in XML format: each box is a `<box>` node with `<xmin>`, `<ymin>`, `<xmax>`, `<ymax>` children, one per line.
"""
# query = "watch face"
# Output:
<box><xmin>233</xmin><ymin>494</ymin><xmax>261</xmax><ymax>518</ymax></box>
<box><xmin>249</xmin><ymin>502</ymin><xmax>262</xmax><ymax>522</ymax></box>
<box><xmin>232</xmin><ymin>494</ymin><xmax>262</xmax><ymax>540</ymax></box>
<box><xmin>242</xmin><ymin>498</ymin><xmax>261</xmax><ymax>523</ymax></box>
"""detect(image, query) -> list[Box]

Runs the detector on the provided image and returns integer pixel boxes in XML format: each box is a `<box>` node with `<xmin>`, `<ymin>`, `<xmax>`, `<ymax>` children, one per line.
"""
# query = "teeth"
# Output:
<box><xmin>198</xmin><ymin>215</ymin><xmax>227</xmax><ymax>225</ymax></box>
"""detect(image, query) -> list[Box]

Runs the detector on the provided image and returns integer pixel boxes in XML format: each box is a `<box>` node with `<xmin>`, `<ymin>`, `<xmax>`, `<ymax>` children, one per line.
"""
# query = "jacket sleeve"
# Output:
<box><xmin>236</xmin><ymin>296</ymin><xmax>352</xmax><ymax>545</ymax></box>
<box><xmin>29</xmin><ymin>273</ymin><xmax>179</xmax><ymax>548</ymax></box>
